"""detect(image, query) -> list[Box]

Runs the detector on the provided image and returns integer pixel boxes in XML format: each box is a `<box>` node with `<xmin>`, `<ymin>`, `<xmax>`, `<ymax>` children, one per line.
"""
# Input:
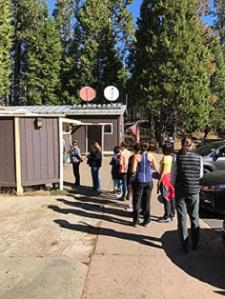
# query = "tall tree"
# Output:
<box><xmin>130</xmin><ymin>0</ymin><xmax>213</xmax><ymax>142</ymax></box>
<box><xmin>209</xmin><ymin>39</ymin><xmax>225</xmax><ymax>128</ymax></box>
<box><xmin>11</xmin><ymin>0</ymin><xmax>43</xmax><ymax>104</ymax></box>
<box><xmin>0</xmin><ymin>0</ymin><xmax>13</xmax><ymax>105</ymax></box>
<box><xmin>72</xmin><ymin>0</ymin><xmax>134</xmax><ymax>103</ymax></box>
<box><xmin>23</xmin><ymin>2</ymin><xmax>62</xmax><ymax>105</ymax></box>
<box><xmin>53</xmin><ymin>0</ymin><xmax>75</xmax><ymax>103</ymax></box>
<box><xmin>11</xmin><ymin>0</ymin><xmax>62</xmax><ymax>105</ymax></box>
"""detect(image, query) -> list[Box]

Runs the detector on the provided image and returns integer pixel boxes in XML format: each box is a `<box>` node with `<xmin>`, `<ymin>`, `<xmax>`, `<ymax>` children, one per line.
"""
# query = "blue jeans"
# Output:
<box><xmin>120</xmin><ymin>173</ymin><xmax>127</xmax><ymax>197</ymax></box>
<box><xmin>91</xmin><ymin>167</ymin><xmax>100</xmax><ymax>191</ymax></box>
<box><xmin>113</xmin><ymin>179</ymin><xmax>122</xmax><ymax>194</ymax></box>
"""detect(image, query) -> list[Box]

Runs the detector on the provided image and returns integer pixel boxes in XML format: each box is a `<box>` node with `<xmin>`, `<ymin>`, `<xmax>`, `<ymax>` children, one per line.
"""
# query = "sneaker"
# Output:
<box><xmin>159</xmin><ymin>217</ymin><xmax>171</xmax><ymax>223</ymax></box>
<box><xmin>115</xmin><ymin>192</ymin><xmax>122</xmax><ymax>198</ymax></box>
<box><xmin>132</xmin><ymin>221</ymin><xmax>139</xmax><ymax>227</ymax></box>
<box><xmin>125</xmin><ymin>204</ymin><xmax>133</xmax><ymax>212</ymax></box>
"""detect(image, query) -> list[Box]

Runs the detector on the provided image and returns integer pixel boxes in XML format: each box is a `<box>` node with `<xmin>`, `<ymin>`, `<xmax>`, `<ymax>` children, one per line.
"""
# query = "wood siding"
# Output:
<box><xmin>20</xmin><ymin>118</ymin><xmax>59</xmax><ymax>186</ymax></box>
<box><xmin>71</xmin><ymin>126</ymin><xmax>86</xmax><ymax>153</ymax></box>
<box><xmin>0</xmin><ymin>118</ymin><xmax>16</xmax><ymax>187</ymax></box>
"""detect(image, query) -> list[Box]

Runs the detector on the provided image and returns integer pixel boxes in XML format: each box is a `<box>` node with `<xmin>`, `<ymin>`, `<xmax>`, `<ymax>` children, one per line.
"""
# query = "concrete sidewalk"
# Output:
<box><xmin>78</xmin><ymin>185</ymin><xmax>225</xmax><ymax>299</ymax></box>
<box><xmin>0</xmin><ymin>156</ymin><xmax>224</xmax><ymax>299</ymax></box>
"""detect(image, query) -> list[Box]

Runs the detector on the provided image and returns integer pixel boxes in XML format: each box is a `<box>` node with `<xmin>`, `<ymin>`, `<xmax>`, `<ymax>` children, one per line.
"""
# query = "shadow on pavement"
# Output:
<box><xmin>199</xmin><ymin>208</ymin><xmax>224</xmax><ymax>220</ymax></box>
<box><xmin>49</xmin><ymin>204</ymin><xmax>131</xmax><ymax>226</ymax></box>
<box><xmin>161</xmin><ymin>229</ymin><xmax>225</xmax><ymax>293</ymax></box>
<box><xmin>56</xmin><ymin>197</ymin><xmax>132</xmax><ymax>218</ymax></box>
<box><xmin>64</xmin><ymin>182</ymin><xmax>114</xmax><ymax>198</ymax></box>
<box><xmin>54</xmin><ymin>219</ymin><xmax>162</xmax><ymax>249</ymax></box>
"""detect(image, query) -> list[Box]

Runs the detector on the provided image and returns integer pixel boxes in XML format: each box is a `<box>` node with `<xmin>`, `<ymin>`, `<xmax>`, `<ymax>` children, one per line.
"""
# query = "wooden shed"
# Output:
<box><xmin>0</xmin><ymin>104</ymin><xmax>126</xmax><ymax>194</ymax></box>
<box><xmin>67</xmin><ymin>103</ymin><xmax>126</xmax><ymax>155</ymax></box>
<box><xmin>0</xmin><ymin>106</ymin><xmax>81</xmax><ymax>194</ymax></box>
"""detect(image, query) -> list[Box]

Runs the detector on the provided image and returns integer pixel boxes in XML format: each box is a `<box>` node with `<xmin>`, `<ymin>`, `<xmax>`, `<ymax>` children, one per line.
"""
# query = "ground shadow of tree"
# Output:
<box><xmin>161</xmin><ymin>229</ymin><xmax>225</xmax><ymax>293</ymax></box>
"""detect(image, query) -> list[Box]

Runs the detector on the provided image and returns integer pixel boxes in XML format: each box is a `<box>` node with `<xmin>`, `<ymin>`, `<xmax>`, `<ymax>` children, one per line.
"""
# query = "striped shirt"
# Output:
<box><xmin>175</xmin><ymin>151</ymin><xmax>203</xmax><ymax>194</ymax></box>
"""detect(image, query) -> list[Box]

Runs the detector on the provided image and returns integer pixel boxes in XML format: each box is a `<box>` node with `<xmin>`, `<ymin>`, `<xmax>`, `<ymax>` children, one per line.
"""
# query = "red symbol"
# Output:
<box><xmin>79</xmin><ymin>86</ymin><xmax>96</xmax><ymax>102</ymax></box>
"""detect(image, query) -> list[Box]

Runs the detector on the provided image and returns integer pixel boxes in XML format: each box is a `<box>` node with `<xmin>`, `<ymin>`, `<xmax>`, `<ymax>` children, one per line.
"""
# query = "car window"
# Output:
<box><xmin>195</xmin><ymin>141</ymin><xmax>225</xmax><ymax>156</ymax></box>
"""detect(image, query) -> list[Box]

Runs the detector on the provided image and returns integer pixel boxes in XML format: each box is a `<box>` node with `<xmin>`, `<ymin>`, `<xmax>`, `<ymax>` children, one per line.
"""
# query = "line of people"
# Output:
<box><xmin>110</xmin><ymin>137</ymin><xmax>203</xmax><ymax>253</ymax></box>
<box><xmin>69</xmin><ymin>140</ymin><xmax>102</xmax><ymax>191</ymax></box>
<box><xmin>69</xmin><ymin>136</ymin><xmax>203</xmax><ymax>254</ymax></box>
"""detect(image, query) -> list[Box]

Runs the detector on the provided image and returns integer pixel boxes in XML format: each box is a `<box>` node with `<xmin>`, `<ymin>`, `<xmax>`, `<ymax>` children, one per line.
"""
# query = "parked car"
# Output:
<box><xmin>194</xmin><ymin>140</ymin><xmax>225</xmax><ymax>172</ymax></box>
<box><xmin>196</xmin><ymin>138</ymin><xmax>223</xmax><ymax>149</ymax></box>
<box><xmin>200</xmin><ymin>170</ymin><xmax>225</xmax><ymax>214</ymax></box>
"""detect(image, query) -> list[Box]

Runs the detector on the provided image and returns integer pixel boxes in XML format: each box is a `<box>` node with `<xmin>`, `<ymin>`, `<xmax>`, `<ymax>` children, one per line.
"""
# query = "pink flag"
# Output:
<box><xmin>129</xmin><ymin>122</ymin><xmax>140</xmax><ymax>142</ymax></box>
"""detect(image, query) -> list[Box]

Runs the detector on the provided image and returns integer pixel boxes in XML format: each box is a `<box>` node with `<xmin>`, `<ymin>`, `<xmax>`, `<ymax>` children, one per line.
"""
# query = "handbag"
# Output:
<box><xmin>157</xmin><ymin>193</ymin><xmax>164</xmax><ymax>204</ymax></box>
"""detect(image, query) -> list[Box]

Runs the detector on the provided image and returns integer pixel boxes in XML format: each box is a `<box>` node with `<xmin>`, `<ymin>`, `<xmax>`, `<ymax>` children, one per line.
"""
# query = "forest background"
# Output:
<box><xmin>1</xmin><ymin>0</ymin><xmax>225</xmax><ymax>141</ymax></box>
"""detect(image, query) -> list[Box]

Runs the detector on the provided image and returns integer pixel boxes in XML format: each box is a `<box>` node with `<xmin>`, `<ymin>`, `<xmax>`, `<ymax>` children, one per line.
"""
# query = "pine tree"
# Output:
<box><xmin>130</xmin><ymin>0</ymin><xmax>212</xmax><ymax>141</ymax></box>
<box><xmin>209</xmin><ymin>39</ymin><xmax>225</xmax><ymax>129</ymax></box>
<box><xmin>53</xmin><ymin>0</ymin><xmax>75</xmax><ymax>103</ymax></box>
<box><xmin>11</xmin><ymin>0</ymin><xmax>43</xmax><ymax>104</ymax></box>
<box><xmin>213</xmin><ymin>0</ymin><xmax>225</xmax><ymax>47</ymax></box>
<box><xmin>0</xmin><ymin>0</ymin><xmax>13</xmax><ymax>105</ymax></box>
<box><xmin>24</xmin><ymin>2</ymin><xmax>62</xmax><ymax>105</ymax></box>
<box><xmin>72</xmin><ymin>0</ymin><xmax>134</xmax><ymax>103</ymax></box>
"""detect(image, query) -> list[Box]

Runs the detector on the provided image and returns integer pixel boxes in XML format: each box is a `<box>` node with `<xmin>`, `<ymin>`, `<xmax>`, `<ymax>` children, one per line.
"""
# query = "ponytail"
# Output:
<box><xmin>179</xmin><ymin>136</ymin><xmax>193</xmax><ymax>155</ymax></box>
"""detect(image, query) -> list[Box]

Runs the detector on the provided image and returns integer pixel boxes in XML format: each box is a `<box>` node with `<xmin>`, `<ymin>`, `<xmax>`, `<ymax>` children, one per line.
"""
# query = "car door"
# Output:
<box><xmin>213</xmin><ymin>146</ymin><xmax>225</xmax><ymax>170</ymax></box>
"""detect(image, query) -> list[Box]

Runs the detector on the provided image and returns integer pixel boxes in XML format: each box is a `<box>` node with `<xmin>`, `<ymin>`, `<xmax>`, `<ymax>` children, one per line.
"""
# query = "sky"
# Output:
<box><xmin>48</xmin><ymin>0</ymin><xmax>142</xmax><ymax>22</ymax></box>
<box><xmin>48</xmin><ymin>0</ymin><xmax>214</xmax><ymax>26</ymax></box>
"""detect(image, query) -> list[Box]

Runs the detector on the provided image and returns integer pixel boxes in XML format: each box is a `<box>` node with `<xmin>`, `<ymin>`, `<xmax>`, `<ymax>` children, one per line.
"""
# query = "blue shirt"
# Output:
<box><xmin>136</xmin><ymin>153</ymin><xmax>152</xmax><ymax>183</ymax></box>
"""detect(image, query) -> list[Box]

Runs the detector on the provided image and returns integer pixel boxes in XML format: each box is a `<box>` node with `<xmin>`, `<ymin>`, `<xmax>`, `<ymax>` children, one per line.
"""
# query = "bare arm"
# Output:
<box><xmin>131</xmin><ymin>154</ymin><xmax>139</xmax><ymax>173</ymax></box>
<box><xmin>158</xmin><ymin>163</ymin><xmax>165</xmax><ymax>184</ymax></box>
<box><xmin>150</xmin><ymin>154</ymin><xmax>157</xmax><ymax>171</ymax></box>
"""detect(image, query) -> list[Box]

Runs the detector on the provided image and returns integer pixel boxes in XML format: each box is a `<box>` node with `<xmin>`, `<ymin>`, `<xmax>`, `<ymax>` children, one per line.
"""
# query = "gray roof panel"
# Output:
<box><xmin>0</xmin><ymin>104</ymin><xmax>126</xmax><ymax>116</ymax></box>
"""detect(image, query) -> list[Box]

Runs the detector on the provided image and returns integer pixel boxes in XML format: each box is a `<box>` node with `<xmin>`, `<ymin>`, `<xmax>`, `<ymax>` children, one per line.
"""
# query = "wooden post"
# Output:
<box><xmin>59</xmin><ymin>118</ymin><xmax>64</xmax><ymax>190</ymax></box>
<box><xmin>14</xmin><ymin>117</ymin><xmax>23</xmax><ymax>195</ymax></box>
<box><xmin>101</xmin><ymin>124</ymin><xmax>104</xmax><ymax>156</ymax></box>
<box><xmin>85</xmin><ymin>125</ymin><xmax>88</xmax><ymax>156</ymax></box>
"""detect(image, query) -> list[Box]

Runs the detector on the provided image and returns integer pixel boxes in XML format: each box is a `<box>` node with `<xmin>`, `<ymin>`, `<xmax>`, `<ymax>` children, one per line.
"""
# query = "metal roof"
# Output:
<box><xmin>0</xmin><ymin>104</ymin><xmax>126</xmax><ymax>116</ymax></box>
<box><xmin>69</xmin><ymin>103</ymin><xmax>126</xmax><ymax>115</ymax></box>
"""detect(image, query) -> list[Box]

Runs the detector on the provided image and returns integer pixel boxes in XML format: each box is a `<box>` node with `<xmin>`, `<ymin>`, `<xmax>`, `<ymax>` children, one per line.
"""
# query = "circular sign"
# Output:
<box><xmin>104</xmin><ymin>86</ymin><xmax>119</xmax><ymax>102</ymax></box>
<box><xmin>79</xmin><ymin>86</ymin><xmax>96</xmax><ymax>102</ymax></box>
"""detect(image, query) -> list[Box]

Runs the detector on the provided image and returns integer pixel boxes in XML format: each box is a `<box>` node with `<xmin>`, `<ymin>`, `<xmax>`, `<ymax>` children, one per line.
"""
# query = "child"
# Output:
<box><xmin>110</xmin><ymin>146</ymin><xmax>122</xmax><ymax>197</ymax></box>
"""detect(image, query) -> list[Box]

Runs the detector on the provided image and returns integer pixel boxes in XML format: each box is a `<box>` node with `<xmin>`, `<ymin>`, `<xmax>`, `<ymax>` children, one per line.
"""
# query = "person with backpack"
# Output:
<box><xmin>174</xmin><ymin>136</ymin><xmax>203</xmax><ymax>253</ymax></box>
<box><xmin>131</xmin><ymin>141</ymin><xmax>157</xmax><ymax>227</ymax></box>
<box><xmin>110</xmin><ymin>146</ymin><xmax>122</xmax><ymax>197</ymax></box>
